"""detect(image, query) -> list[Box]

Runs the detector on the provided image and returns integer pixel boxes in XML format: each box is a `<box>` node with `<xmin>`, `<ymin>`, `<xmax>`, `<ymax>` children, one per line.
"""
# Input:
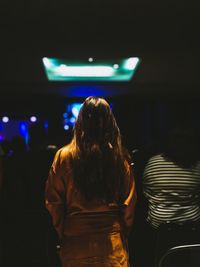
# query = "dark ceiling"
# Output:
<box><xmin>0</xmin><ymin>0</ymin><xmax>200</xmax><ymax>99</ymax></box>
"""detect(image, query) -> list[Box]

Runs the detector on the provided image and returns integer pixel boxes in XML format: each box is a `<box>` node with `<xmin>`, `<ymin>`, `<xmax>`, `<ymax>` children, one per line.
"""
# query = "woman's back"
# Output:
<box><xmin>46</xmin><ymin>145</ymin><xmax>135</xmax><ymax>267</ymax></box>
<box><xmin>45</xmin><ymin>97</ymin><xmax>136</xmax><ymax>267</ymax></box>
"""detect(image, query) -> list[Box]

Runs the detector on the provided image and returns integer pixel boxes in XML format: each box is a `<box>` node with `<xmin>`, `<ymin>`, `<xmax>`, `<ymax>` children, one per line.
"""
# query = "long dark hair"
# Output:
<box><xmin>70</xmin><ymin>96</ymin><xmax>131</xmax><ymax>202</ymax></box>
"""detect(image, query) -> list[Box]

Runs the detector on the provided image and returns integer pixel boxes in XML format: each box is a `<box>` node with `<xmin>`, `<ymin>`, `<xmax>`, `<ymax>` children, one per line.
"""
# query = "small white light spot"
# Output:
<box><xmin>42</xmin><ymin>57</ymin><xmax>52</xmax><ymax>68</ymax></box>
<box><xmin>88</xmin><ymin>57</ymin><xmax>94</xmax><ymax>62</ymax></box>
<box><xmin>64</xmin><ymin>125</ymin><xmax>69</xmax><ymax>130</ymax></box>
<box><xmin>72</xmin><ymin>107</ymin><xmax>79</xmax><ymax>117</ymax></box>
<box><xmin>2</xmin><ymin>116</ymin><xmax>9</xmax><ymax>123</ymax></box>
<box><xmin>124</xmin><ymin>57</ymin><xmax>139</xmax><ymax>70</ymax></box>
<box><xmin>30</xmin><ymin>116</ymin><xmax>37</xmax><ymax>122</ymax></box>
<box><xmin>113</xmin><ymin>64</ymin><xmax>119</xmax><ymax>69</ymax></box>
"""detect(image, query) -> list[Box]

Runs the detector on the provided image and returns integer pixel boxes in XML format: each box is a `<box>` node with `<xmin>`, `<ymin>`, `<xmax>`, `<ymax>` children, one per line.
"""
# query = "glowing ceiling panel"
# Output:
<box><xmin>42</xmin><ymin>57</ymin><xmax>140</xmax><ymax>81</ymax></box>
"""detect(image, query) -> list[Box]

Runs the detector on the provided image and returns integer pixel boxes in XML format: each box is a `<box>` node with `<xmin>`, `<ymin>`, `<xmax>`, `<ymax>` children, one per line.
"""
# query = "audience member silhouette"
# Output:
<box><xmin>0</xmin><ymin>145</ymin><xmax>3</xmax><ymax>267</ymax></box>
<box><xmin>1</xmin><ymin>139</ymin><xmax>11</xmax><ymax>157</ymax></box>
<box><xmin>3</xmin><ymin>135</ymin><xmax>28</xmax><ymax>210</ymax></box>
<box><xmin>27</xmin><ymin>122</ymin><xmax>58</xmax><ymax>209</ymax></box>
<box><xmin>2</xmin><ymin>135</ymin><xmax>30</xmax><ymax>267</ymax></box>
<box><xmin>27</xmin><ymin>123</ymin><xmax>59</xmax><ymax>266</ymax></box>
<box><xmin>2</xmin><ymin>126</ymin><xmax>59</xmax><ymax>267</ymax></box>
<box><xmin>0</xmin><ymin>144</ymin><xmax>3</xmax><ymax>196</ymax></box>
<box><xmin>142</xmin><ymin>126</ymin><xmax>200</xmax><ymax>266</ymax></box>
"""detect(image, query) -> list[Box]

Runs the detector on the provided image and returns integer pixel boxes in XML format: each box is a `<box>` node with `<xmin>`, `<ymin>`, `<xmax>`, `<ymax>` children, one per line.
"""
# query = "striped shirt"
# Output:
<box><xmin>143</xmin><ymin>154</ymin><xmax>200</xmax><ymax>228</ymax></box>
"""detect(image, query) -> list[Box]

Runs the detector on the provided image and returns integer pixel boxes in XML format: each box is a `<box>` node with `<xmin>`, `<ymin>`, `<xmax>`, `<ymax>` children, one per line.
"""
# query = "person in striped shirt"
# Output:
<box><xmin>143</xmin><ymin>126</ymin><xmax>200</xmax><ymax>266</ymax></box>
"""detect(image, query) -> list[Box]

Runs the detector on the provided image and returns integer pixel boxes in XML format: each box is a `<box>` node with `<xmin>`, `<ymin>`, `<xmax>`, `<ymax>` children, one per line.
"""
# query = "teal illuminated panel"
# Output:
<box><xmin>42</xmin><ymin>57</ymin><xmax>140</xmax><ymax>81</ymax></box>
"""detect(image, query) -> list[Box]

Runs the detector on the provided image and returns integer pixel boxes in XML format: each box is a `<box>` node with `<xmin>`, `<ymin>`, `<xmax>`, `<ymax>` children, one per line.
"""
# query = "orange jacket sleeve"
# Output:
<box><xmin>45</xmin><ymin>149</ymin><xmax>66</xmax><ymax>241</ymax></box>
<box><xmin>121</xmin><ymin>163</ymin><xmax>137</xmax><ymax>234</ymax></box>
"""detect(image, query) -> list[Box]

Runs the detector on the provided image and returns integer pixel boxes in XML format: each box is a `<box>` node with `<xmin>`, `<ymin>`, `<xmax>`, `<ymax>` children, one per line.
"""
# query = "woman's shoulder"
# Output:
<box><xmin>59</xmin><ymin>144</ymin><xmax>73</xmax><ymax>156</ymax></box>
<box><xmin>54</xmin><ymin>144</ymin><xmax>74</xmax><ymax>166</ymax></box>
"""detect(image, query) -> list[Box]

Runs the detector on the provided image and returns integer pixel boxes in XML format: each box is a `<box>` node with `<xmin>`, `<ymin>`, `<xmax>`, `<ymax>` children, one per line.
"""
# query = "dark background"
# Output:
<box><xmin>1</xmin><ymin>0</ymin><xmax>200</xmax><ymax>152</ymax></box>
<box><xmin>1</xmin><ymin>1</ymin><xmax>200</xmax><ymax>266</ymax></box>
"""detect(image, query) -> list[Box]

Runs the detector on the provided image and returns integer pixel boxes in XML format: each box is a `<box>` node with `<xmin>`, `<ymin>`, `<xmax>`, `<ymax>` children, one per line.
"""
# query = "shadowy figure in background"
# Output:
<box><xmin>26</xmin><ymin>122</ymin><xmax>59</xmax><ymax>267</ymax></box>
<box><xmin>45</xmin><ymin>97</ymin><xmax>137</xmax><ymax>267</ymax></box>
<box><xmin>142</xmin><ymin>126</ymin><xmax>200</xmax><ymax>267</ymax></box>
<box><xmin>11</xmin><ymin>135</ymin><xmax>27</xmax><ymax>155</ymax></box>
<box><xmin>3</xmin><ymin>135</ymin><xmax>28</xmax><ymax>210</ymax></box>
<box><xmin>0</xmin><ymin>144</ymin><xmax>4</xmax><ymax>265</ymax></box>
<box><xmin>1</xmin><ymin>139</ymin><xmax>11</xmax><ymax>157</ymax></box>
<box><xmin>0</xmin><ymin>144</ymin><xmax>4</xmax><ymax>196</ymax></box>
<box><xmin>2</xmin><ymin>135</ymin><xmax>30</xmax><ymax>267</ymax></box>
<box><xmin>27</xmin><ymin>123</ymin><xmax>58</xmax><ymax>209</ymax></box>
<box><xmin>2</xmin><ymin>125</ymin><xmax>59</xmax><ymax>267</ymax></box>
<box><xmin>128</xmin><ymin>143</ymin><xmax>158</xmax><ymax>267</ymax></box>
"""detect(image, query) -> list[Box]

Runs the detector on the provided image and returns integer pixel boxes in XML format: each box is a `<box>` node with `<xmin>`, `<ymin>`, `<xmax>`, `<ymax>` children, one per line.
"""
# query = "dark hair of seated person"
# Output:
<box><xmin>163</xmin><ymin>126</ymin><xmax>199</xmax><ymax>168</ymax></box>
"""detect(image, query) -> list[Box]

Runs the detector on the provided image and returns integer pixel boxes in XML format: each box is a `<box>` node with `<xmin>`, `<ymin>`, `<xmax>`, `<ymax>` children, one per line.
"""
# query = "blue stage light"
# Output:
<box><xmin>19</xmin><ymin>123</ymin><xmax>26</xmax><ymax>132</ymax></box>
<box><xmin>64</xmin><ymin>124</ymin><xmax>69</xmax><ymax>130</ymax></box>
<box><xmin>63</xmin><ymin>102</ymin><xmax>82</xmax><ymax>129</ymax></box>
<box><xmin>71</xmin><ymin>104</ymin><xmax>82</xmax><ymax>118</ymax></box>
<box><xmin>63</xmin><ymin>113</ymin><xmax>68</xmax><ymax>118</ymax></box>
<box><xmin>19</xmin><ymin>122</ymin><xmax>29</xmax><ymax>144</ymax></box>
<box><xmin>63</xmin><ymin>86</ymin><xmax>110</xmax><ymax>97</ymax></box>
<box><xmin>44</xmin><ymin>120</ymin><xmax>49</xmax><ymax>129</ymax></box>
<box><xmin>69</xmin><ymin>117</ymin><xmax>76</xmax><ymax>124</ymax></box>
